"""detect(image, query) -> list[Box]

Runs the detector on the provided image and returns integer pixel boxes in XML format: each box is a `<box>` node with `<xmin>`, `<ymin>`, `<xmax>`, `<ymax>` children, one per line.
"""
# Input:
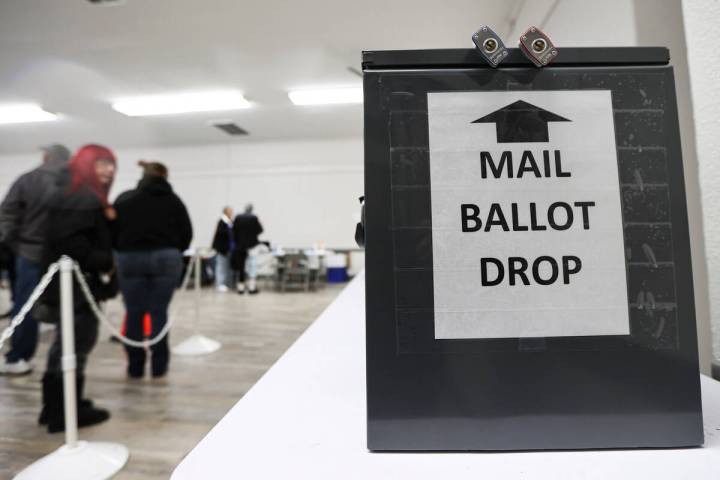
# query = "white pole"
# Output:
<box><xmin>13</xmin><ymin>257</ymin><xmax>129</xmax><ymax>480</ymax></box>
<box><xmin>193</xmin><ymin>252</ymin><xmax>201</xmax><ymax>332</ymax></box>
<box><xmin>172</xmin><ymin>249</ymin><xmax>221</xmax><ymax>356</ymax></box>
<box><xmin>59</xmin><ymin>256</ymin><xmax>78</xmax><ymax>449</ymax></box>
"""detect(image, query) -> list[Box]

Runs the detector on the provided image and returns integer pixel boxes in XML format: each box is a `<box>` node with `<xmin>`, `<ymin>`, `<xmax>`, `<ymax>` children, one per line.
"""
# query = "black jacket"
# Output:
<box><xmin>232</xmin><ymin>213</ymin><xmax>263</xmax><ymax>250</ymax></box>
<box><xmin>113</xmin><ymin>176</ymin><xmax>193</xmax><ymax>252</ymax></box>
<box><xmin>0</xmin><ymin>157</ymin><xmax>68</xmax><ymax>262</ymax></box>
<box><xmin>211</xmin><ymin>218</ymin><xmax>233</xmax><ymax>255</ymax></box>
<box><xmin>42</xmin><ymin>187</ymin><xmax>116</xmax><ymax>306</ymax></box>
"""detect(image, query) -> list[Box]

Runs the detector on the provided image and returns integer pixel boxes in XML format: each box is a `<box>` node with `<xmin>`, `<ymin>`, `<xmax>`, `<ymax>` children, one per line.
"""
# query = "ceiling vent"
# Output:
<box><xmin>213</xmin><ymin>122</ymin><xmax>249</xmax><ymax>136</ymax></box>
<box><xmin>87</xmin><ymin>0</ymin><xmax>127</xmax><ymax>6</ymax></box>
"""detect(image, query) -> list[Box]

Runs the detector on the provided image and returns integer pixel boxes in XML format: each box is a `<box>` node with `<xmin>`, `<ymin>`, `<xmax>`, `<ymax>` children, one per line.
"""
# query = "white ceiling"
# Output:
<box><xmin>0</xmin><ymin>0</ymin><xmax>515</xmax><ymax>153</ymax></box>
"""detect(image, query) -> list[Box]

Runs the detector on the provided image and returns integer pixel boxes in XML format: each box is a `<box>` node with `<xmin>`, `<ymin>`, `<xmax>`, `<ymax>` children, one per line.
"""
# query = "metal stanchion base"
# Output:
<box><xmin>172</xmin><ymin>334</ymin><xmax>222</xmax><ymax>356</ymax></box>
<box><xmin>14</xmin><ymin>441</ymin><xmax>128</xmax><ymax>480</ymax></box>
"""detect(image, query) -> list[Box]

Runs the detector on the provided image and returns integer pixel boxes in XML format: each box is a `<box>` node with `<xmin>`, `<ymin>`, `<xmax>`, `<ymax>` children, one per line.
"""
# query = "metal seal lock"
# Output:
<box><xmin>519</xmin><ymin>26</ymin><xmax>558</xmax><ymax>67</ymax></box>
<box><xmin>472</xmin><ymin>26</ymin><xmax>508</xmax><ymax>67</ymax></box>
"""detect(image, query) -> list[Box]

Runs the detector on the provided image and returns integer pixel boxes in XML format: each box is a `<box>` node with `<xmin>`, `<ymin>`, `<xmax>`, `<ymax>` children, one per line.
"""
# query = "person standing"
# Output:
<box><xmin>113</xmin><ymin>161</ymin><xmax>192</xmax><ymax>378</ymax></box>
<box><xmin>0</xmin><ymin>144</ymin><xmax>70</xmax><ymax>375</ymax></box>
<box><xmin>40</xmin><ymin>144</ymin><xmax>117</xmax><ymax>432</ymax></box>
<box><xmin>211</xmin><ymin>207</ymin><xmax>234</xmax><ymax>292</ymax></box>
<box><xmin>232</xmin><ymin>204</ymin><xmax>263</xmax><ymax>294</ymax></box>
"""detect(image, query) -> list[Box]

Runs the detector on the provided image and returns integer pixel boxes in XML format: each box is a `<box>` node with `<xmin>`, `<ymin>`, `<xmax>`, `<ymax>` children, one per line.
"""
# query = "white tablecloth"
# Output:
<box><xmin>172</xmin><ymin>273</ymin><xmax>720</xmax><ymax>479</ymax></box>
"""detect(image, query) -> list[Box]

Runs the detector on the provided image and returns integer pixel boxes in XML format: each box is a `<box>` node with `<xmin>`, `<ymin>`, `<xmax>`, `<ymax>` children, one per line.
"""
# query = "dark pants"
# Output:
<box><xmin>232</xmin><ymin>248</ymin><xmax>248</xmax><ymax>283</ymax></box>
<box><xmin>44</xmin><ymin>305</ymin><xmax>98</xmax><ymax>379</ymax></box>
<box><xmin>6</xmin><ymin>255</ymin><xmax>41</xmax><ymax>363</ymax></box>
<box><xmin>117</xmin><ymin>248</ymin><xmax>182</xmax><ymax>376</ymax></box>
<box><xmin>41</xmin><ymin>304</ymin><xmax>99</xmax><ymax>423</ymax></box>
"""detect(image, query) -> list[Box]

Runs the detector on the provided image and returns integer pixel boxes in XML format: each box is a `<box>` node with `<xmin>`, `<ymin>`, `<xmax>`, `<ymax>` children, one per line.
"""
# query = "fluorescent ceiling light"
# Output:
<box><xmin>112</xmin><ymin>90</ymin><xmax>251</xmax><ymax>116</ymax></box>
<box><xmin>288</xmin><ymin>87</ymin><xmax>363</xmax><ymax>106</ymax></box>
<box><xmin>0</xmin><ymin>104</ymin><xmax>57</xmax><ymax>125</ymax></box>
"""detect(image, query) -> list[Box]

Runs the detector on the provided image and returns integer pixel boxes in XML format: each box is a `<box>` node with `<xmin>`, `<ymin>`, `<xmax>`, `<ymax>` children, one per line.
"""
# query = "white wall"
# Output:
<box><xmin>0</xmin><ymin>138</ymin><xmax>364</xmax><ymax>249</ymax></box>
<box><xmin>682</xmin><ymin>0</ymin><xmax>720</xmax><ymax>365</ymax></box>
<box><xmin>507</xmin><ymin>0</ymin><xmax>637</xmax><ymax>45</ymax></box>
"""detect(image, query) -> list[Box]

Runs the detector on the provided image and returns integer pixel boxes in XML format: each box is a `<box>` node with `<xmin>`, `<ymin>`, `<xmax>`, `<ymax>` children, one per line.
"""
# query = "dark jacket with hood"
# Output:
<box><xmin>233</xmin><ymin>213</ymin><xmax>263</xmax><ymax>251</ymax></box>
<box><xmin>113</xmin><ymin>175</ymin><xmax>193</xmax><ymax>252</ymax></box>
<box><xmin>0</xmin><ymin>146</ymin><xmax>70</xmax><ymax>263</ymax></box>
<box><xmin>41</xmin><ymin>186</ymin><xmax>116</xmax><ymax>307</ymax></box>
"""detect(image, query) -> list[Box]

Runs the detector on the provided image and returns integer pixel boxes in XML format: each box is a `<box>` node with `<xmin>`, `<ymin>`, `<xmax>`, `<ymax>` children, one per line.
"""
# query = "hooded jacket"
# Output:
<box><xmin>41</xmin><ymin>186</ymin><xmax>116</xmax><ymax>306</ymax></box>
<box><xmin>113</xmin><ymin>175</ymin><xmax>193</xmax><ymax>252</ymax></box>
<box><xmin>0</xmin><ymin>146</ymin><xmax>70</xmax><ymax>263</ymax></box>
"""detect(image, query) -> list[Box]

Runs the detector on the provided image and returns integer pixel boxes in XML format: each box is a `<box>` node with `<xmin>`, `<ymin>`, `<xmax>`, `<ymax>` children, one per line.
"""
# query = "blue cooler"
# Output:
<box><xmin>326</xmin><ymin>253</ymin><xmax>349</xmax><ymax>283</ymax></box>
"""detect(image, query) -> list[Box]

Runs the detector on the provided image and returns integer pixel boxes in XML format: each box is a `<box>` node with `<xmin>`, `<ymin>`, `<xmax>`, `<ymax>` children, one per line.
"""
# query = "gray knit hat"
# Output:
<box><xmin>39</xmin><ymin>143</ymin><xmax>71</xmax><ymax>164</ymax></box>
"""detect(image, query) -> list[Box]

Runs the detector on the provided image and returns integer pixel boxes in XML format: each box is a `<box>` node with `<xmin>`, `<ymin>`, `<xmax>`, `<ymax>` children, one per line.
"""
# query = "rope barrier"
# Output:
<box><xmin>71</xmin><ymin>263</ymin><xmax>174</xmax><ymax>349</ymax></box>
<box><xmin>0</xmin><ymin>261</ymin><xmax>60</xmax><ymax>351</ymax></box>
<box><xmin>8</xmin><ymin>252</ymin><xmax>210</xmax><ymax>477</ymax></box>
<box><xmin>0</xmin><ymin>257</ymin><xmax>179</xmax><ymax>351</ymax></box>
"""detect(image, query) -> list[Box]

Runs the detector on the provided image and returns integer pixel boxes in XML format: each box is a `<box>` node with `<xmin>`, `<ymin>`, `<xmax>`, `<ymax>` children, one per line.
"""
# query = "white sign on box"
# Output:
<box><xmin>427</xmin><ymin>90</ymin><xmax>629</xmax><ymax>339</ymax></box>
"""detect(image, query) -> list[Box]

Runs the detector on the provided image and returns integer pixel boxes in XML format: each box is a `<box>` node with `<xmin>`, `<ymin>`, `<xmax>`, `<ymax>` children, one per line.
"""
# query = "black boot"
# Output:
<box><xmin>74</xmin><ymin>375</ymin><xmax>110</xmax><ymax>431</ymax></box>
<box><xmin>126</xmin><ymin>346</ymin><xmax>146</xmax><ymax>378</ymax></box>
<box><xmin>38</xmin><ymin>375</ymin><xmax>57</xmax><ymax>426</ymax></box>
<box><xmin>39</xmin><ymin>400</ymin><xmax>94</xmax><ymax>425</ymax></box>
<box><xmin>151</xmin><ymin>338</ymin><xmax>169</xmax><ymax>378</ymax></box>
<box><xmin>39</xmin><ymin>375</ymin><xmax>93</xmax><ymax>425</ymax></box>
<box><xmin>41</xmin><ymin>375</ymin><xmax>65</xmax><ymax>432</ymax></box>
<box><xmin>45</xmin><ymin>375</ymin><xmax>111</xmax><ymax>433</ymax></box>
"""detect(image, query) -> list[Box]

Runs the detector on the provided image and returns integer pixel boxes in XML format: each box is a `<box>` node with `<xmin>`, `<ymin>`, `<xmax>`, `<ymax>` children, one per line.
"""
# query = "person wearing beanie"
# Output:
<box><xmin>0</xmin><ymin>143</ymin><xmax>70</xmax><ymax>375</ymax></box>
<box><xmin>113</xmin><ymin>160</ymin><xmax>192</xmax><ymax>379</ymax></box>
<box><xmin>39</xmin><ymin>144</ymin><xmax>118</xmax><ymax>433</ymax></box>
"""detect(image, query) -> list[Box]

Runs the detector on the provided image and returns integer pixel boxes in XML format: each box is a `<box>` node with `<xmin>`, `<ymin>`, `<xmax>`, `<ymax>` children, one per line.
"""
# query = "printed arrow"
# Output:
<box><xmin>472</xmin><ymin>100</ymin><xmax>571</xmax><ymax>143</ymax></box>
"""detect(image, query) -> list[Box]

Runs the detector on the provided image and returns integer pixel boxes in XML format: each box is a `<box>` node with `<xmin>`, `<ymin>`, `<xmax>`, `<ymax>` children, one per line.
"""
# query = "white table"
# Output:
<box><xmin>172</xmin><ymin>273</ymin><xmax>720</xmax><ymax>479</ymax></box>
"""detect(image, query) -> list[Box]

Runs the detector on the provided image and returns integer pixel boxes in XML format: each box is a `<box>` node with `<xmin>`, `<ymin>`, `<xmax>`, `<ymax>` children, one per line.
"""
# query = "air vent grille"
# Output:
<box><xmin>87</xmin><ymin>0</ymin><xmax>127</xmax><ymax>6</ymax></box>
<box><xmin>213</xmin><ymin>122</ymin><xmax>249</xmax><ymax>136</ymax></box>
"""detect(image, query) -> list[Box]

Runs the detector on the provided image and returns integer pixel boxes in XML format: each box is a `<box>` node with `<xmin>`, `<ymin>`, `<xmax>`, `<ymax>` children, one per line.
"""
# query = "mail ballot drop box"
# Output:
<box><xmin>363</xmin><ymin>47</ymin><xmax>703</xmax><ymax>451</ymax></box>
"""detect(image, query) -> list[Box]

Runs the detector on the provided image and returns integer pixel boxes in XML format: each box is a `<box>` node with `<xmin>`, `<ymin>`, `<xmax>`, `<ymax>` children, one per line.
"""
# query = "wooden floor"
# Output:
<box><xmin>0</xmin><ymin>282</ymin><xmax>344</xmax><ymax>479</ymax></box>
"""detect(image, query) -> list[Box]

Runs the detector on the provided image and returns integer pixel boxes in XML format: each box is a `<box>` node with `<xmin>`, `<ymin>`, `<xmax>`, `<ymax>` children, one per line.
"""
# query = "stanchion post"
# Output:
<box><xmin>59</xmin><ymin>256</ymin><xmax>78</xmax><ymax>449</ymax></box>
<box><xmin>194</xmin><ymin>252</ymin><xmax>201</xmax><ymax>332</ymax></box>
<box><xmin>171</xmin><ymin>248</ymin><xmax>221</xmax><ymax>356</ymax></box>
<box><xmin>14</xmin><ymin>257</ymin><xmax>129</xmax><ymax>480</ymax></box>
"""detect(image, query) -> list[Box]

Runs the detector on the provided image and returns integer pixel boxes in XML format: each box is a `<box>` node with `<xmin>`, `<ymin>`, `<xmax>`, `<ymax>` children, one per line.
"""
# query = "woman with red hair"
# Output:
<box><xmin>38</xmin><ymin>144</ymin><xmax>118</xmax><ymax>433</ymax></box>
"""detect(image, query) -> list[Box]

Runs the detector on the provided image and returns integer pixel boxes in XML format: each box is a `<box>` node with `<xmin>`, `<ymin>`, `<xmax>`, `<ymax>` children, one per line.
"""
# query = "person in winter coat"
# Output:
<box><xmin>0</xmin><ymin>144</ymin><xmax>70</xmax><ymax>375</ymax></box>
<box><xmin>211</xmin><ymin>207</ymin><xmax>234</xmax><ymax>292</ymax></box>
<box><xmin>113</xmin><ymin>161</ymin><xmax>192</xmax><ymax>378</ymax></box>
<box><xmin>231</xmin><ymin>204</ymin><xmax>263</xmax><ymax>294</ymax></box>
<box><xmin>39</xmin><ymin>144</ymin><xmax>117</xmax><ymax>433</ymax></box>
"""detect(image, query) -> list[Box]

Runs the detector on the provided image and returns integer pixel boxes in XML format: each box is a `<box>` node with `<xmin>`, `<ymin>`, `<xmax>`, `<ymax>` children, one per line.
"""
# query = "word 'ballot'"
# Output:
<box><xmin>427</xmin><ymin>90</ymin><xmax>629</xmax><ymax>339</ymax></box>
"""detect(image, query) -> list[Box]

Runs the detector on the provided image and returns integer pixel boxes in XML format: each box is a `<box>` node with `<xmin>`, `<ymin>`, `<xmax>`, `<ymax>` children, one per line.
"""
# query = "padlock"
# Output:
<box><xmin>519</xmin><ymin>26</ymin><xmax>558</xmax><ymax>67</ymax></box>
<box><xmin>472</xmin><ymin>26</ymin><xmax>508</xmax><ymax>67</ymax></box>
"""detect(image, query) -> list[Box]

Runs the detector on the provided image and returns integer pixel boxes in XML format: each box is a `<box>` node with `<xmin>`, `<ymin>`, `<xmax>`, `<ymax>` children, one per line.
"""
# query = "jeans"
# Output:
<box><xmin>246</xmin><ymin>247</ymin><xmax>259</xmax><ymax>279</ymax></box>
<box><xmin>215</xmin><ymin>253</ymin><xmax>231</xmax><ymax>288</ymax></box>
<box><xmin>6</xmin><ymin>255</ymin><xmax>41</xmax><ymax>363</ymax></box>
<box><xmin>116</xmin><ymin>248</ymin><xmax>182</xmax><ymax>376</ymax></box>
